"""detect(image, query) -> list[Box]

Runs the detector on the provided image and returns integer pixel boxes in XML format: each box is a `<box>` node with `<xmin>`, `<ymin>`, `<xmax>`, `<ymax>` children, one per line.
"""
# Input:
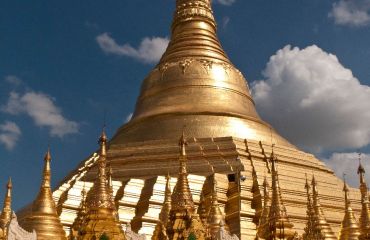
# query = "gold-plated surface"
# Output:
<box><xmin>19</xmin><ymin>149</ymin><xmax>67</xmax><ymax>240</ymax></box>
<box><xmin>79</xmin><ymin>129</ymin><xmax>126</xmax><ymax>240</ymax></box>
<box><xmin>339</xmin><ymin>178</ymin><xmax>361</xmax><ymax>240</ymax></box>
<box><xmin>0</xmin><ymin>178</ymin><xmax>12</xmax><ymax>239</ymax></box>
<box><xmin>110</xmin><ymin>0</ymin><xmax>292</xmax><ymax>147</ymax></box>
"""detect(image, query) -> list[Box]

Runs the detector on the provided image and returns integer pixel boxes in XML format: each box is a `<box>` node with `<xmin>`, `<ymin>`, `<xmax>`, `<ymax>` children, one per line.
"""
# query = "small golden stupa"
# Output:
<box><xmin>78</xmin><ymin>129</ymin><xmax>126</xmax><ymax>240</ymax></box>
<box><xmin>19</xmin><ymin>149</ymin><xmax>66</xmax><ymax>240</ymax></box>
<box><xmin>310</xmin><ymin>175</ymin><xmax>337</xmax><ymax>239</ymax></box>
<box><xmin>339</xmin><ymin>177</ymin><xmax>361</xmax><ymax>240</ymax></box>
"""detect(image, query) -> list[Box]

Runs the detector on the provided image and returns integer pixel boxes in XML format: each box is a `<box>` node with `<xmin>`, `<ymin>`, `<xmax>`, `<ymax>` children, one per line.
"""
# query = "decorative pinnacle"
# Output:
<box><xmin>305</xmin><ymin>174</ymin><xmax>310</xmax><ymax>194</ymax></box>
<box><xmin>270</xmin><ymin>144</ymin><xmax>278</xmax><ymax>174</ymax></box>
<box><xmin>343</xmin><ymin>174</ymin><xmax>351</xmax><ymax>208</ymax></box>
<box><xmin>6</xmin><ymin>177</ymin><xmax>12</xmax><ymax>196</ymax></box>
<box><xmin>42</xmin><ymin>147</ymin><xmax>52</xmax><ymax>188</ymax></box>
<box><xmin>358</xmin><ymin>153</ymin><xmax>366</xmax><ymax>184</ymax></box>
<box><xmin>179</xmin><ymin>130</ymin><xmax>188</xmax><ymax>156</ymax></box>
<box><xmin>99</xmin><ymin>127</ymin><xmax>108</xmax><ymax>156</ymax></box>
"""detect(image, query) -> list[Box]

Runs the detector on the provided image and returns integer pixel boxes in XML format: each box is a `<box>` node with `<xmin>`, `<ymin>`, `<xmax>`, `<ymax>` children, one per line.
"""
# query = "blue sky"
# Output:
<box><xmin>1</xmin><ymin>0</ymin><xmax>370</xmax><ymax>210</ymax></box>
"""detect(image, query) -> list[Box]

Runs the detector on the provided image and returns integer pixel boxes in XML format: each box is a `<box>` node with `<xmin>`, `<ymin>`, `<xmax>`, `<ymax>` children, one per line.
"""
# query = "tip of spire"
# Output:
<box><xmin>343</xmin><ymin>173</ymin><xmax>349</xmax><ymax>192</ymax></box>
<box><xmin>44</xmin><ymin>147</ymin><xmax>51</xmax><ymax>162</ymax></box>
<box><xmin>305</xmin><ymin>174</ymin><xmax>310</xmax><ymax>190</ymax></box>
<box><xmin>7</xmin><ymin>177</ymin><xmax>12</xmax><ymax>189</ymax></box>
<box><xmin>99</xmin><ymin>126</ymin><xmax>108</xmax><ymax>144</ymax></box>
<box><xmin>358</xmin><ymin>153</ymin><xmax>365</xmax><ymax>174</ymax></box>
<box><xmin>179</xmin><ymin>129</ymin><xmax>188</xmax><ymax>156</ymax></box>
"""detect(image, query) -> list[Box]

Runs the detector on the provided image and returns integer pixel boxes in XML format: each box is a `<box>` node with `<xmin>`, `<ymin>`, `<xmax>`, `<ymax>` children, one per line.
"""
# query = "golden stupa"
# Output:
<box><xmin>12</xmin><ymin>0</ymin><xmax>369</xmax><ymax>239</ymax></box>
<box><xmin>19</xmin><ymin>149</ymin><xmax>66</xmax><ymax>240</ymax></box>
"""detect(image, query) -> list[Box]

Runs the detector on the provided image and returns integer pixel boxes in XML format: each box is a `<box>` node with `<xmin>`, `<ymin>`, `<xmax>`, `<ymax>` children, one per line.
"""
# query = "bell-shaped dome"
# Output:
<box><xmin>111</xmin><ymin>0</ymin><xmax>292</xmax><ymax>147</ymax></box>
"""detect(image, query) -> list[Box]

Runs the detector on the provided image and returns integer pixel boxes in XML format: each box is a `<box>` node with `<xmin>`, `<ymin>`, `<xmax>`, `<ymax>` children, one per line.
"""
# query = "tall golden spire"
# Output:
<box><xmin>19</xmin><ymin>148</ymin><xmax>66</xmax><ymax>240</ymax></box>
<box><xmin>168</xmin><ymin>133</ymin><xmax>206</xmax><ymax>240</ymax></box>
<box><xmin>303</xmin><ymin>175</ymin><xmax>317</xmax><ymax>240</ymax></box>
<box><xmin>207</xmin><ymin>174</ymin><xmax>225</xmax><ymax>237</ymax></box>
<box><xmin>357</xmin><ymin>154</ymin><xmax>370</xmax><ymax>239</ymax></box>
<box><xmin>111</xmin><ymin>0</ymin><xmax>291</xmax><ymax>147</ymax></box>
<box><xmin>0</xmin><ymin>178</ymin><xmax>12</xmax><ymax>232</ymax></box>
<box><xmin>310</xmin><ymin>175</ymin><xmax>337</xmax><ymax>240</ymax></box>
<box><xmin>339</xmin><ymin>176</ymin><xmax>361</xmax><ymax>240</ymax></box>
<box><xmin>171</xmin><ymin>132</ymin><xmax>195</xmax><ymax>213</ymax></box>
<box><xmin>267</xmin><ymin>147</ymin><xmax>295</xmax><ymax>240</ymax></box>
<box><xmin>79</xmin><ymin>128</ymin><xmax>126</xmax><ymax>240</ymax></box>
<box><xmin>257</xmin><ymin>176</ymin><xmax>271</xmax><ymax>239</ymax></box>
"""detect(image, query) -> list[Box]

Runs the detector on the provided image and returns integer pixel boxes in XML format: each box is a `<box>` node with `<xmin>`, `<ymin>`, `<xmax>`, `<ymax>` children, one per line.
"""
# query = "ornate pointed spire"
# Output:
<box><xmin>79</xmin><ymin>128</ymin><xmax>126</xmax><ymax>240</ymax></box>
<box><xmin>0</xmin><ymin>178</ymin><xmax>12</xmax><ymax>231</ymax></box>
<box><xmin>257</xmin><ymin>176</ymin><xmax>271</xmax><ymax>239</ymax></box>
<box><xmin>160</xmin><ymin>174</ymin><xmax>172</xmax><ymax>226</ymax></box>
<box><xmin>207</xmin><ymin>174</ymin><xmax>225</xmax><ymax>238</ymax></box>
<box><xmin>310</xmin><ymin>175</ymin><xmax>337</xmax><ymax>240</ymax></box>
<box><xmin>19</xmin><ymin>148</ymin><xmax>66</xmax><ymax>240</ymax></box>
<box><xmin>303</xmin><ymin>175</ymin><xmax>316</xmax><ymax>240</ymax></box>
<box><xmin>168</xmin><ymin>132</ymin><xmax>205</xmax><ymax>240</ymax></box>
<box><xmin>357</xmin><ymin>154</ymin><xmax>370</xmax><ymax>240</ymax></box>
<box><xmin>267</xmin><ymin>147</ymin><xmax>295</xmax><ymax>239</ymax></box>
<box><xmin>339</xmin><ymin>175</ymin><xmax>361</xmax><ymax>240</ymax></box>
<box><xmin>171</xmin><ymin>132</ymin><xmax>195</xmax><ymax>213</ymax></box>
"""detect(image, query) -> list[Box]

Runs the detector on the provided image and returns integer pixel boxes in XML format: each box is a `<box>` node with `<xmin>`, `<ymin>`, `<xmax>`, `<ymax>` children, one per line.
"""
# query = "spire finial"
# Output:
<box><xmin>358</xmin><ymin>153</ymin><xmax>366</xmax><ymax>184</ymax></box>
<box><xmin>7</xmin><ymin>177</ymin><xmax>12</xmax><ymax>196</ymax></box>
<box><xmin>179</xmin><ymin>129</ymin><xmax>187</xmax><ymax>156</ymax></box>
<box><xmin>42</xmin><ymin>146</ymin><xmax>52</xmax><ymax>188</ymax></box>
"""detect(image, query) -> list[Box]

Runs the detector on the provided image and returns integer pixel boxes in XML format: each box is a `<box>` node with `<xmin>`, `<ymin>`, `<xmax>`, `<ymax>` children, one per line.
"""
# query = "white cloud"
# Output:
<box><xmin>96</xmin><ymin>33</ymin><xmax>169</xmax><ymax>64</ymax></box>
<box><xmin>4</xmin><ymin>75</ymin><xmax>23</xmax><ymax>86</ymax></box>
<box><xmin>252</xmin><ymin>45</ymin><xmax>370</xmax><ymax>152</ymax></box>
<box><xmin>329</xmin><ymin>0</ymin><xmax>370</xmax><ymax>27</ymax></box>
<box><xmin>0</xmin><ymin>121</ymin><xmax>21</xmax><ymax>150</ymax></box>
<box><xmin>1</xmin><ymin>91</ymin><xmax>79</xmax><ymax>137</ymax></box>
<box><xmin>214</xmin><ymin>0</ymin><xmax>236</xmax><ymax>6</ymax></box>
<box><xmin>325</xmin><ymin>152</ymin><xmax>370</xmax><ymax>187</ymax></box>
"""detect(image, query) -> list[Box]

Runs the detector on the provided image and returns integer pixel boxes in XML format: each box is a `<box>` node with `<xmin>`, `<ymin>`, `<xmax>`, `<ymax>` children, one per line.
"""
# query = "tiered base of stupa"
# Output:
<box><xmin>51</xmin><ymin>137</ymin><xmax>359</xmax><ymax>239</ymax></box>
